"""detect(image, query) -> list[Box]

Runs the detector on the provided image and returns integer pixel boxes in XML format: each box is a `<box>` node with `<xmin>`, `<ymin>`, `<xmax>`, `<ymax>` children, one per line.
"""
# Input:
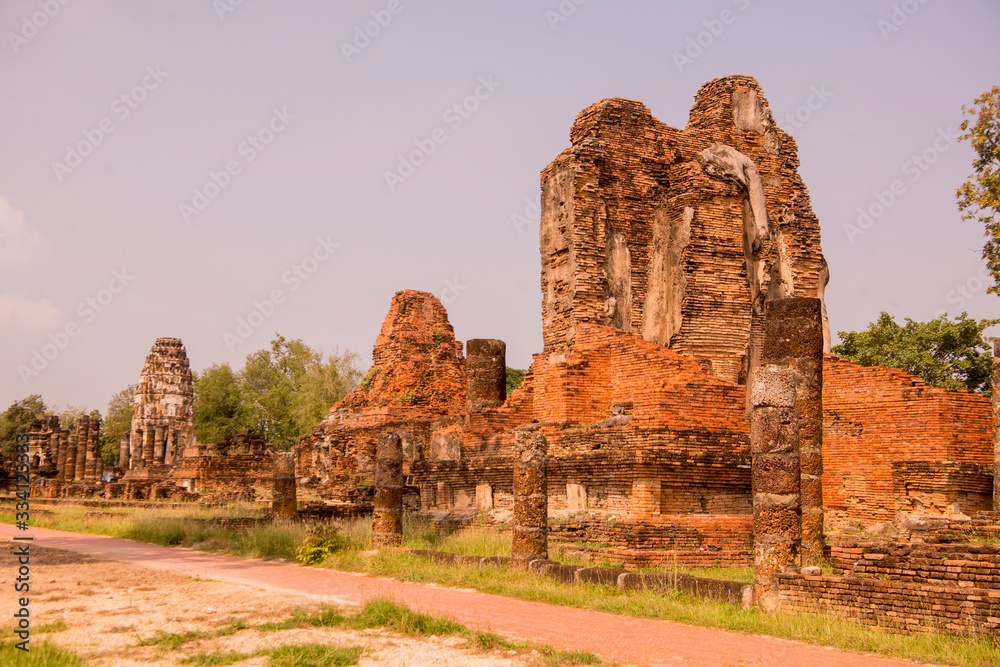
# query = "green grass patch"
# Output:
<box><xmin>0</xmin><ymin>640</ymin><xmax>86</xmax><ymax>666</ymax></box>
<box><xmin>268</xmin><ymin>643</ymin><xmax>363</xmax><ymax>667</ymax></box>
<box><xmin>137</xmin><ymin>628</ymin><xmax>211</xmax><ymax>649</ymax></box>
<box><xmin>346</xmin><ymin>597</ymin><xmax>465</xmax><ymax>636</ymax></box>
<box><xmin>35</xmin><ymin>619</ymin><xmax>68</xmax><ymax>634</ymax></box>
<box><xmin>181</xmin><ymin>644</ymin><xmax>363</xmax><ymax>667</ymax></box>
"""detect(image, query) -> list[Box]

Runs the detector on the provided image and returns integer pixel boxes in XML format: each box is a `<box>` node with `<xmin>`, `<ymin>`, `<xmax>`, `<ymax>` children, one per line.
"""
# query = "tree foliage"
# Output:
<box><xmin>957</xmin><ymin>85</ymin><xmax>1000</xmax><ymax>295</ymax></box>
<box><xmin>192</xmin><ymin>364</ymin><xmax>243</xmax><ymax>445</ymax></box>
<box><xmin>832</xmin><ymin>312</ymin><xmax>999</xmax><ymax>395</ymax></box>
<box><xmin>193</xmin><ymin>335</ymin><xmax>362</xmax><ymax>450</ymax></box>
<box><xmin>0</xmin><ymin>395</ymin><xmax>48</xmax><ymax>461</ymax></box>
<box><xmin>101</xmin><ymin>384</ymin><xmax>136</xmax><ymax>466</ymax></box>
<box><xmin>506</xmin><ymin>367</ymin><xmax>525</xmax><ymax>396</ymax></box>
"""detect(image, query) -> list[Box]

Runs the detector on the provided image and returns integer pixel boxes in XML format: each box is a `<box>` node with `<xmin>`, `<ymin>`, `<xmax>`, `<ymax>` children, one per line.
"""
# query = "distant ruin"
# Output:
<box><xmin>123</xmin><ymin>337</ymin><xmax>194</xmax><ymax>470</ymax></box>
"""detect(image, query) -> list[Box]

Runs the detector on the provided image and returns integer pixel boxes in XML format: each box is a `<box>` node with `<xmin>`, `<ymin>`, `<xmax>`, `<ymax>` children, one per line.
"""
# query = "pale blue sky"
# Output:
<box><xmin>1</xmin><ymin>0</ymin><xmax>998</xmax><ymax>413</ymax></box>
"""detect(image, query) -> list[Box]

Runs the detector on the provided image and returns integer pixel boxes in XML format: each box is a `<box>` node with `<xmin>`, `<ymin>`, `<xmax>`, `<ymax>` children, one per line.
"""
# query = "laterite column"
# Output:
<box><xmin>119</xmin><ymin>433</ymin><xmax>131</xmax><ymax>470</ymax></box>
<box><xmin>272</xmin><ymin>452</ymin><xmax>298</xmax><ymax>520</ymax></box>
<box><xmin>466</xmin><ymin>339</ymin><xmax>507</xmax><ymax>411</ymax></box>
<box><xmin>513</xmin><ymin>429</ymin><xmax>548</xmax><ymax>563</ymax></box>
<box><xmin>372</xmin><ymin>432</ymin><xmax>404</xmax><ymax>547</ymax></box>
<box><xmin>993</xmin><ymin>339</ymin><xmax>999</xmax><ymax>511</ymax></box>
<box><xmin>751</xmin><ymin>297</ymin><xmax>821</xmax><ymax>609</ymax></box>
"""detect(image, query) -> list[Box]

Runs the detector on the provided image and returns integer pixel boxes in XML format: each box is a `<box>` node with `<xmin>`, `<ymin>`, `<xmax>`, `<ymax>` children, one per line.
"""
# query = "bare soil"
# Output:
<box><xmin>2</xmin><ymin>541</ymin><xmax>534</xmax><ymax>666</ymax></box>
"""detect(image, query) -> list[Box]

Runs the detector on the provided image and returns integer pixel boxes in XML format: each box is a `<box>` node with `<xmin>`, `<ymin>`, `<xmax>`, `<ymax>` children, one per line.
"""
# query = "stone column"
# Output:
<box><xmin>130</xmin><ymin>430</ymin><xmax>142</xmax><ymax>469</ymax></box>
<box><xmin>51</xmin><ymin>431</ymin><xmax>63</xmax><ymax>478</ymax></box>
<box><xmin>767</xmin><ymin>298</ymin><xmax>825</xmax><ymax>565</ymax></box>
<box><xmin>272</xmin><ymin>452</ymin><xmax>298</xmax><ymax>520</ymax></box>
<box><xmin>751</xmin><ymin>297</ymin><xmax>822</xmax><ymax>610</ymax></box>
<box><xmin>85</xmin><ymin>426</ymin><xmax>99</xmax><ymax>482</ymax></box>
<box><xmin>466</xmin><ymin>339</ymin><xmax>507</xmax><ymax>411</ymax></box>
<box><xmin>153</xmin><ymin>426</ymin><xmax>165</xmax><ymax>465</ymax></box>
<box><xmin>142</xmin><ymin>428</ymin><xmax>154</xmax><ymax>467</ymax></box>
<box><xmin>993</xmin><ymin>339</ymin><xmax>999</xmax><ymax>512</ymax></box>
<box><xmin>63</xmin><ymin>434</ymin><xmax>77</xmax><ymax>483</ymax></box>
<box><xmin>372</xmin><ymin>432</ymin><xmax>404</xmax><ymax>547</ymax></box>
<box><xmin>119</xmin><ymin>433</ymin><xmax>131</xmax><ymax>470</ymax></box>
<box><xmin>74</xmin><ymin>416</ymin><xmax>89</xmax><ymax>482</ymax></box>
<box><xmin>513</xmin><ymin>429</ymin><xmax>548</xmax><ymax>563</ymax></box>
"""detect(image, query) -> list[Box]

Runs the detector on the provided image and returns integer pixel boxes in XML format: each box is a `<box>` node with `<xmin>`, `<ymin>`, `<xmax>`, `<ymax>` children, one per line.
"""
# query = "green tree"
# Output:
<box><xmin>832</xmin><ymin>312</ymin><xmax>999</xmax><ymax>395</ymax></box>
<box><xmin>956</xmin><ymin>85</ymin><xmax>1000</xmax><ymax>295</ymax></box>
<box><xmin>506</xmin><ymin>367</ymin><xmax>525</xmax><ymax>396</ymax></box>
<box><xmin>236</xmin><ymin>335</ymin><xmax>361</xmax><ymax>450</ymax></box>
<box><xmin>192</xmin><ymin>364</ymin><xmax>244</xmax><ymax>444</ymax></box>
<box><xmin>101</xmin><ymin>385</ymin><xmax>136</xmax><ymax>466</ymax></box>
<box><xmin>57</xmin><ymin>405</ymin><xmax>88</xmax><ymax>434</ymax></box>
<box><xmin>0</xmin><ymin>395</ymin><xmax>48</xmax><ymax>461</ymax></box>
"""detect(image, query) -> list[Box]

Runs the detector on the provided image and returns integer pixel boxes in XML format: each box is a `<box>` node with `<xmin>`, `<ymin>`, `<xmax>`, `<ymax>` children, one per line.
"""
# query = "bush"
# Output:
<box><xmin>296</xmin><ymin>531</ymin><xmax>350</xmax><ymax>565</ymax></box>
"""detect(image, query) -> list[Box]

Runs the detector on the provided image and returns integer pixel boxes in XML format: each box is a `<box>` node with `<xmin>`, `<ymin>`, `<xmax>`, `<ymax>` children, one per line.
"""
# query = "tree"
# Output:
<box><xmin>101</xmin><ymin>385</ymin><xmax>136</xmax><ymax>466</ymax></box>
<box><xmin>57</xmin><ymin>406</ymin><xmax>89</xmax><ymax>434</ymax></box>
<box><xmin>194</xmin><ymin>335</ymin><xmax>361</xmax><ymax>450</ymax></box>
<box><xmin>957</xmin><ymin>85</ymin><xmax>1000</xmax><ymax>295</ymax></box>
<box><xmin>193</xmin><ymin>364</ymin><xmax>244</xmax><ymax>444</ymax></box>
<box><xmin>832</xmin><ymin>312</ymin><xmax>999</xmax><ymax>395</ymax></box>
<box><xmin>0</xmin><ymin>395</ymin><xmax>48</xmax><ymax>461</ymax></box>
<box><xmin>506</xmin><ymin>367</ymin><xmax>525</xmax><ymax>396</ymax></box>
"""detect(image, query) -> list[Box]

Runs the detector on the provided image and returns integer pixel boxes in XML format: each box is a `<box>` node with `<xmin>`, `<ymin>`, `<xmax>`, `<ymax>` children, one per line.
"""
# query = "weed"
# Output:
<box><xmin>0</xmin><ymin>640</ymin><xmax>85</xmax><ymax>666</ymax></box>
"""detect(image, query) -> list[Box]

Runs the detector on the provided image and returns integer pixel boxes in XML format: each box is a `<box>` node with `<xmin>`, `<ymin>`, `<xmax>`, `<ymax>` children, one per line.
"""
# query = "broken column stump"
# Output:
<box><xmin>372</xmin><ymin>432</ymin><xmax>404</xmax><ymax>548</ymax></box>
<box><xmin>994</xmin><ymin>339</ymin><xmax>999</xmax><ymax>512</ymax></box>
<box><xmin>751</xmin><ymin>297</ymin><xmax>823</xmax><ymax>609</ymax></box>
<box><xmin>466</xmin><ymin>339</ymin><xmax>507</xmax><ymax>411</ymax></box>
<box><xmin>762</xmin><ymin>298</ymin><xmax>825</xmax><ymax>565</ymax></box>
<box><xmin>513</xmin><ymin>429</ymin><xmax>548</xmax><ymax>563</ymax></box>
<box><xmin>272</xmin><ymin>452</ymin><xmax>297</xmax><ymax>521</ymax></box>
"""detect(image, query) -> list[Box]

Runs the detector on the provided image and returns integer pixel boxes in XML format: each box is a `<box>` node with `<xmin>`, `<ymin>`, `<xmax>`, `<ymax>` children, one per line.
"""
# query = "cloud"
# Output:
<box><xmin>0</xmin><ymin>195</ymin><xmax>49</xmax><ymax>270</ymax></box>
<box><xmin>0</xmin><ymin>293</ymin><xmax>61</xmax><ymax>330</ymax></box>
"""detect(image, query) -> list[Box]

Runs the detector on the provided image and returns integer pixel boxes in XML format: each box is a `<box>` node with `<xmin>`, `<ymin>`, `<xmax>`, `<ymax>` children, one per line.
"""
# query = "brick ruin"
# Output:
<box><xmin>293</xmin><ymin>75</ymin><xmax>997</xmax><ymax>574</ymax></box>
<box><xmin>124</xmin><ymin>337</ymin><xmax>195</xmax><ymax>470</ymax></box>
<box><xmin>23</xmin><ymin>413</ymin><xmax>105</xmax><ymax>495</ymax></box>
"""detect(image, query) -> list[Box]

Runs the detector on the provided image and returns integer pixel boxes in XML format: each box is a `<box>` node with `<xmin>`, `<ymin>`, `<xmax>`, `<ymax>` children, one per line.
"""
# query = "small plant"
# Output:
<box><xmin>296</xmin><ymin>531</ymin><xmax>350</xmax><ymax>566</ymax></box>
<box><xmin>433</xmin><ymin>328</ymin><xmax>445</xmax><ymax>348</ymax></box>
<box><xmin>397</xmin><ymin>390</ymin><xmax>416</xmax><ymax>403</ymax></box>
<box><xmin>361</xmin><ymin>369</ymin><xmax>378</xmax><ymax>389</ymax></box>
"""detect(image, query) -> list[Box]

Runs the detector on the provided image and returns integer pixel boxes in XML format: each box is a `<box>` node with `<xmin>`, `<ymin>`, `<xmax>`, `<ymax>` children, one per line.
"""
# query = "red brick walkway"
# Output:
<box><xmin>1</xmin><ymin>525</ymin><xmax>935</xmax><ymax>666</ymax></box>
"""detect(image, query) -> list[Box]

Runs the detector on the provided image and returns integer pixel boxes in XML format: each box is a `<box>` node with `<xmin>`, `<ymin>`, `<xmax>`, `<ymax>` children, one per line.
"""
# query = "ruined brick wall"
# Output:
<box><xmin>128</xmin><ymin>337</ymin><xmax>194</xmax><ymax>469</ymax></box>
<box><xmin>540</xmin><ymin>75</ymin><xmax>827</xmax><ymax>384</ymax></box>
<box><xmin>823</xmin><ymin>355</ymin><xmax>992</xmax><ymax>528</ymax></box>
<box><xmin>779</xmin><ymin>543</ymin><xmax>1000</xmax><ymax>635</ymax></box>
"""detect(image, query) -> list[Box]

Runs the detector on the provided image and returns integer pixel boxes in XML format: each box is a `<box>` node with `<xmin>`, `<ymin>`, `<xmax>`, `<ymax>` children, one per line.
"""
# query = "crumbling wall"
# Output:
<box><xmin>823</xmin><ymin>355</ymin><xmax>992</xmax><ymax>528</ymax></box>
<box><xmin>539</xmin><ymin>75</ymin><xmax>827</xmax><ymax>385</ymax></box>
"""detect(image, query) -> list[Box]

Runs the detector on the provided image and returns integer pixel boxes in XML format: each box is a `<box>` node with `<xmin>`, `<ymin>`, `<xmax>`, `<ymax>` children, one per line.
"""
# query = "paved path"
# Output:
<box><xmin>1</xmin><ymin>524</ymin><xmax>933</xmax><ymax>667</ymax></box>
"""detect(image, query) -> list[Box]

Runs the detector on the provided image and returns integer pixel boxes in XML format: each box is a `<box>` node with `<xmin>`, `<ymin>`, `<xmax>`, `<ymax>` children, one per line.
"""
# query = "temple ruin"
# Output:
<box><xmin>124</xmin><ymin>337</ymin><xmax>195</xmax><ymax>470</ymax></box>
<box><xmin>294</xmin><ymin>75</ymin><xmax>995</xmax><ymax>570</ymax></box>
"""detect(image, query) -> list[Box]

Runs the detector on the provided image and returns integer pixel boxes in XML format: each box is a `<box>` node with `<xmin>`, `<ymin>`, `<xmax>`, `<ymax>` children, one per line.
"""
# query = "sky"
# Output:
<box><xmin>1</xmin><ymin>0</ymin><xmax>998</xmax><ymax>414</ymax></box>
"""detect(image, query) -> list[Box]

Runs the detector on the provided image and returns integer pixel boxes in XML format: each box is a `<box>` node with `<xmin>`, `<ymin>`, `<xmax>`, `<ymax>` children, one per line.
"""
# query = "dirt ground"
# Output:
<box><xmin>1</xmin><ymin>541</ymin><xmax>537</xmax><ymax>666</ymax></box>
